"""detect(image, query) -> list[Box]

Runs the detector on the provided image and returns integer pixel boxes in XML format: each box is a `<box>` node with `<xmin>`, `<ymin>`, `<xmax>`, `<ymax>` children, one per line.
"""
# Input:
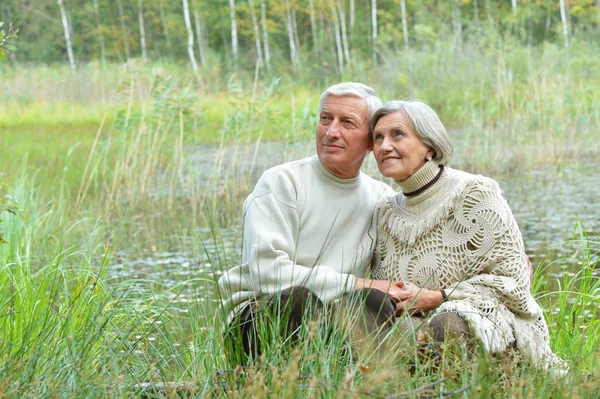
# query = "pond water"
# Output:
<box><xmin>110</xmin><ymin>139</ymin><xmax>599</xmax><ymax>315</ymax></box>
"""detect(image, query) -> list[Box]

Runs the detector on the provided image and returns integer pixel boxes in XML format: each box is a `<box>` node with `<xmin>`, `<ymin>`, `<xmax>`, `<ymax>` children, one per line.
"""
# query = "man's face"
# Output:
<box><xmin>316</xmin><ymin>95</ymin><xmax>372</xmax><ymax>179</ymax></box>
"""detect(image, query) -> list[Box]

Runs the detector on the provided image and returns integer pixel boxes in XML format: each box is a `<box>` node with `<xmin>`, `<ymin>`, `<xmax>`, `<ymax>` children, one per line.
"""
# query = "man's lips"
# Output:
<box><xmin>322</xmin><ymin>143</ymin><xmax>344</xmax><ymax>150</ymax></box>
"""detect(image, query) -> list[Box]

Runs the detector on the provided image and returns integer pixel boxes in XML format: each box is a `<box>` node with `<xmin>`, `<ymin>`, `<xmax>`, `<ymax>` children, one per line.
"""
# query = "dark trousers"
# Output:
<box><xmin>226</xmin><ymin>286</ymin><xmax>396</xmax><ymax>364</ymax></box>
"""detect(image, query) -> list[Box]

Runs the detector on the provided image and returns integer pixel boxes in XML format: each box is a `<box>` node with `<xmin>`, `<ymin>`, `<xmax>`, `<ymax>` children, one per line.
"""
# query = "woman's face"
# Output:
<box><xmin>372</xmin><ymin>111</ymin><xmax>433</xmax><ymax>182</ymax></box>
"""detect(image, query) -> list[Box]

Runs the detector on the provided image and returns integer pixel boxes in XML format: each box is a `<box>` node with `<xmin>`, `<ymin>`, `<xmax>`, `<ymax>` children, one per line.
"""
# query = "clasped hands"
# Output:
<box><xmin>355</xmin><ymin>277</ymin><xmax>443</xmax><ymax>315</ymax></box>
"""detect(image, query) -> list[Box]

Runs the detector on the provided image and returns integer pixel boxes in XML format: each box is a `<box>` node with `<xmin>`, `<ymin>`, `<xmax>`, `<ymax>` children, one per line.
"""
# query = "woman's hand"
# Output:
<box><xmin>355</xmin><ymin>278</ymin><xmax>404</xmax><ymax>302</ymax></box>
<box><xmin>395</xmin><ymin>288</ymin><xmax>444</xmax><ymax>315</ymax></box>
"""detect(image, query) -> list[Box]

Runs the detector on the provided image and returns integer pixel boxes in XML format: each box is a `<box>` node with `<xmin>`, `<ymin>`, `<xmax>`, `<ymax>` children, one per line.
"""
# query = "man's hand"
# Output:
<box><xmin>395</xmin><ymin>288</ymin><xmax>443</xmax><ymax>315</ymax></box>
<box><xmin>355</xmin><ymin>278</ymin><xmax>404</xmax><ymax>302</ymax></box>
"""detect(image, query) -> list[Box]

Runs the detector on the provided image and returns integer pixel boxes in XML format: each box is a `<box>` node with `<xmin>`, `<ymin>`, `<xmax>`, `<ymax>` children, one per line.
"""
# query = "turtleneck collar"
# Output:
<box><xmin>397</xmin><ymin>161</ymin><xmax>441</xmax><ymax>196</ymax></box>
<box><xmin>312</xmin><ymin>156</ymin><xmax>361</xmax><ymax>189</ymax></box>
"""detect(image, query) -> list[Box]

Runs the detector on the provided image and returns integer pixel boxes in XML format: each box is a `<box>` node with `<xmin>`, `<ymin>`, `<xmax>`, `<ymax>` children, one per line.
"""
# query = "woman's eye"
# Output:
<box><xmin>394</xmin><ymin>131</ymin><xmax>405</xmax><ymax>137</ymax></box>
<box><xmin>374</xmin><ymin>134</ymin><xmax>383</xmax><ymax>141</ymax></box>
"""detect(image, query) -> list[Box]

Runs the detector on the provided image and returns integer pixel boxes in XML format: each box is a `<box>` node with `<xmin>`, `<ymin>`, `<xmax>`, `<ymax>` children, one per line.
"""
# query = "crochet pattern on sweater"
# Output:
<box><xmin>372</xmin><ymin>164</ymin><xmax>567</xmax><ymax>375</ymax></box>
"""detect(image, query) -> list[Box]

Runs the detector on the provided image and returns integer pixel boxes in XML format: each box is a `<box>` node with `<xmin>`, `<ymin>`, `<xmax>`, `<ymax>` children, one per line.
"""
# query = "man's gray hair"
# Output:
<box><xmin>370</xmin><ymin>99</ymin><xmax>454</xmax><ymax>166</ymax></box>
<box><xmin>318</xmin><ymin>82</ymin><xmax>383</xmax><ymax>120</ymax></box>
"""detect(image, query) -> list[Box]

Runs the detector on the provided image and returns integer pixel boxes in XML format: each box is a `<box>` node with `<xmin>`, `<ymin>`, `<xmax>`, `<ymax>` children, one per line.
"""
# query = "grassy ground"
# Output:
<box><xmin>0</xmin><ymin>37</ymin><xmax>599</xmax><ymax>397</ymax></box>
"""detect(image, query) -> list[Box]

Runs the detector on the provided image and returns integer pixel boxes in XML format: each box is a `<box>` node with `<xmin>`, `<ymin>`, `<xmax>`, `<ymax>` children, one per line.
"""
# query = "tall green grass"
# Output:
<box><xmin>0</xmin><ymin>35</ymin><xmax>599</xmax><ymax>396</ymax></box>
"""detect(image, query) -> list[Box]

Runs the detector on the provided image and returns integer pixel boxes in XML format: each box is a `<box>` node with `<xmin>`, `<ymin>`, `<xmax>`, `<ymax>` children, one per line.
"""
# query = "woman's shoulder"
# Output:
<box><xmin>445</xmin><ymin>167</ymin><xmax>503</xmax><ymax>197</ymax></box>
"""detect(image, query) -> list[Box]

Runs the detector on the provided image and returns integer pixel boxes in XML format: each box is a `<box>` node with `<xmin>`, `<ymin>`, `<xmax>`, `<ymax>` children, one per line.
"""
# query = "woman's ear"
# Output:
<box><xmin>427</xmin><ymin>148</ymin><xmax>436</xmax><ymax>160</ymax></box>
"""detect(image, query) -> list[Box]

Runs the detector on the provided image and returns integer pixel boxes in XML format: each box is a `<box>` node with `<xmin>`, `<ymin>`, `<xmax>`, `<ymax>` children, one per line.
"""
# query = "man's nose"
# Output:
<box><xmin>326</xmin><ymin>120</ymin><xmax>341</xmax><ymax>138</ymax></box>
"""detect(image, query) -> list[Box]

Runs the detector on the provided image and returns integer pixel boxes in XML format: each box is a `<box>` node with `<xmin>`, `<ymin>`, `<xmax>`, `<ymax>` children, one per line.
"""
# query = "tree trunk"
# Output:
<box><xmin>331</xmin><ymin>4</ymin><xmax>344</xmax><ymax>74</ymax></box>
<box><xmin>371</xmin><ymin>0</ymin><xmax>377</xmax><ymax>63</ymax></box>
<box><xmin>260</xmin><ymin>0</ymin><xmax>271</xmax><ymax>71</ymax></box>
<box><xmin>473</xmin><ymin>0</ymin><xmax>480</xmax><ymax>26</ymax></box>
<box><xmin>159</xmin><ymin>0</ymin><xmax>172</xmax><ymax>56</ymax></box>
<box><xmin>194</xmin><ymin>10</ymin><xmax>207</xmax><ymax>66</ymax></box>
<box><xmin>559</xmin><ymin>0</ymin><xmax>569</xmax><ymax>48</ymax></box>
<box><xmin>57</xmin><ymin>0</ymin><xmax>76</xmax><ymax>70</ymax></box>
<box><xmin>284</xmin><ymin>0</ymin><xmax>299</xmax><ymax>70</ymax></box>
<box><xmin>452</xmin><ymin>0</ymin><xmax>463</xmax><ymax>53</ymax></box>
<box><xmin>182</xmin><ymin>0</ymin><xmax>198</xmax><ymax>71</ymax></box>
<box><xmin>92</xmin><ymin>0</ymin><xmax>106</xmax><ymax>65</ymax></box>
<box><xmin>308</xmin><ymin>0</ymin><xmax>319</xmax><ymax>56</ymax></box>
<box><xmin>337</xmin><ymin>1</ymin><xmax>350</xmax><ymax>64</ymax></box>
<box><xmin>116</xmin><ymin>0</ymin><xmax>130</xmax><ymax>61</ymax></box>
<box><xmin>228</xmin><ymin>0</ymin><xmax>239</xmax><ymax>68</ymax></box>
<box><xmin>248</xmin><ymin>0</ymin><xmax>264</xmax><ymax>67</ymax></box>
<box><xmin>485</xmin><ymin>0</ymin><xmax>493</xmax><ymax>26</ymax></box>
<box><xmin>511</xmin><ymin>0</ymin><xmax>517</xmax><ymax>13</ymax></box>
<box><xmin>350</xmin><ymin>0</ymin><xmax>355</xmax><ymax>28</ymax></box>
<box><xmin>400</xmin><ymin>0</ymin><xmax>409</xmax><ymax>51</ymax></box>
<box><xmin>138</xmin><ymin>0</ymin><xmax>148</xmax><ymax>62</ymax></box>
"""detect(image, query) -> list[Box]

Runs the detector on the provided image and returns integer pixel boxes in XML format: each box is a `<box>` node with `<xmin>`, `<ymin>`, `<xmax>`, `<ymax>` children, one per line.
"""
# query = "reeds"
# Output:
<box><xmin>0</xmin><ymin>35</ymin><xmax>598</xmax><ymax>397</ymax></box>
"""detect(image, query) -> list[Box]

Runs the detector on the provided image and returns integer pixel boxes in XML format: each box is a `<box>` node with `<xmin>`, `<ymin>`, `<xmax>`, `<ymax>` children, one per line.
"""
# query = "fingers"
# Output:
<box><xmin>394</xmin><ymin>281</ymin><xmax>404</xmax><ymax>289</ymax></box>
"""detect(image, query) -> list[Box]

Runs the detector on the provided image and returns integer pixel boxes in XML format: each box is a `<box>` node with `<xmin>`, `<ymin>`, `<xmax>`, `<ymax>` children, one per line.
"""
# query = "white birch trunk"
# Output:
<box><xmin>248</xmin><ymin>0</ymin><xmax>264</xmax><ymax>66</ymax></box>
<box><xmin>228</xmin><ymin>0</ymin><xmax>239</xmax><ymax>67</ymax></box>
<box><xmin>57</xmin><ymin>0</ymin><xmax>76</xmax><ymax>70</ymax></box>
<box><xmin>452</xmin><ymin>0</ymin><xmax>463</xmax><ymax>53</ymax></box>
<box><xmin>331</xmin><ymin>4</ymin><xmax>344</xmax><ymax>74</ymax></box>
<box><xmin>260</xmin><ymin>1</ymin><xmax>271</xmax><ymax>70</ymax></box>
<box><xmin>194</xmin><ymin>10</ymin><xmax>207</xmax><ymax>66</ymax></box>
<box><xmin>559</xmin><ymin>0</ymin><xmax>569</xmax><ymax>48</ymax></box>
<box><xmin>473</xmin><ymin>0</ymin><xmax>480</xmax><ymax>26</ymax></box>
<box><xmin>92</xmin><ymin>0</ymin><xmax>106</xmax><ymax>65</ymax></box>
<box><xmin>350</xmin><ymin>0</ymin><xmax>355</xmax><ymax>28</ymax></box>
<box><xmin>182</xmin><ymin>0</ymin><xmax>198</xmax><ymax>71</ymax></box>
<box><xmin>485</xmin><ymin>0</ymin><xmax>493</xmax><ymax>25</ymax></box>
<box><xmin>371</xmin><ymin>0</ymin><xmax>377</xmax><ymax>62</ymax></box>
<box><xmin>138</xmin><ymin>0</ymin><xmax>148</xmax><ymax>62</ymax></box>
<box><xmin>400</xmin><ymin>0</ymin><xmax>409</xmax><ymax>51</ymax></box>
<box><xmin>511</xmin><ymin>0</ymin><xmax>517</xmax><ymax>13</ymax></box>
<box><xmin>337</xmin><ymin>1</ymin><xmax>350</xmax><ymax>64</ymax></box>
<box><xmin>284</xmin><ymin>0</ymin><xmax>299</xmax><ymax>69</ymax></box>
<box><xmin>116</xmin><ymin>0</ymin><xmax>130</xmax><ymax>60</ymax></box>
<box><xmin>308</xmin><ymin>0</ymin><xmax>318</xmax><ymax>55</ymax></box>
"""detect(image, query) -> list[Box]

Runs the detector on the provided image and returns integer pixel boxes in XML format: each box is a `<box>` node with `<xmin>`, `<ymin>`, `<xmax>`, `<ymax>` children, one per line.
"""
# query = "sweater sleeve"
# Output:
<box><xmin>241</xmin><ymin>171</ymin><xmax>357</xmax><ymax>303</ymax></box>
<box><xmin>442</xmin><ymin>180</ymin><xmax>536</xmax><ymax>318</ymax></box>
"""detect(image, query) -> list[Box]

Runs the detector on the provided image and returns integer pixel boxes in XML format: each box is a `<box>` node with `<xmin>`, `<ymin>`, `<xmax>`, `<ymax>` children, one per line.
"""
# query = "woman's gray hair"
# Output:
<box><xmin>370</xmin><ymin>99</ymin><xmax>454</xmax><ymax>165</ymax></box>
<box><xmin>318</xmin><ymin>82</ymin><xmax>383</xmax><ymax>121</ymax></box>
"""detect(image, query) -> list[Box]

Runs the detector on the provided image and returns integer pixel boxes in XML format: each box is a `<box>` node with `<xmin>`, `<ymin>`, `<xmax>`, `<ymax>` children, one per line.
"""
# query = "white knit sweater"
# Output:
<box><xmin>372</xmin><ymin>161</ymin><xmax>567</xmax><ymax>374</ymax></box>
<box><xmin>218</xmin><ymin>155</ymin><xmax>394</xmax><ymax>321</ymax></box>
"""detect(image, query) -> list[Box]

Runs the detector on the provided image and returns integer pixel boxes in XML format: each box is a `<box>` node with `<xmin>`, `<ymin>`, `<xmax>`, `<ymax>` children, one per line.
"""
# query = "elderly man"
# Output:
<box><xmin>218</xmin><ymin>82</ymin><xmax>403</xmax><ymax>362</ymax></box>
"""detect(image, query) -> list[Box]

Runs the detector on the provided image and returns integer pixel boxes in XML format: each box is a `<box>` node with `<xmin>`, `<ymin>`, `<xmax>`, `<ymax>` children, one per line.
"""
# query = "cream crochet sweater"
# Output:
<box><xmin>372</xmin><ymin>161</ymin><xmax>567</xmax><ymax>374</ymax></box>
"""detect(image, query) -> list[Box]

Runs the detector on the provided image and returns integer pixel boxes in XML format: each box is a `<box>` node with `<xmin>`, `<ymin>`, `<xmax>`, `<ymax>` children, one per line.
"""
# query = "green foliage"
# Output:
<box><xmin>0</xmin><ymin>181</ymin><xmax>23</xmax><ymax>245</ymax></box>
<box><xmin>0</xmin><ymin>21</ymin><xmax>18</xmax><ymax>61</ymax></box>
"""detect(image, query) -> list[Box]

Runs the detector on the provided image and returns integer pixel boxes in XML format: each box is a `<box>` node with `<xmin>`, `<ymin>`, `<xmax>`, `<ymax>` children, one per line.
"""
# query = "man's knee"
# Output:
<box><xmin>347</xmin><ymin>288</ymin><xmax>396</xmax><ymax>330</ymax></box>
<box><xmin>428</xmin><ymin>312</ymin><xmax>469</xmax><ymax>342</ymax></box>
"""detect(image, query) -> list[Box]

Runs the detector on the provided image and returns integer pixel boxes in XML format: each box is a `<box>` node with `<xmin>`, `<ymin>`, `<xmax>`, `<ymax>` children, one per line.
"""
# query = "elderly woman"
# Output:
<box><xmin>369</xmin><ymin>99</ymin><xmax>566</xmax><ymax>374</ymax></box>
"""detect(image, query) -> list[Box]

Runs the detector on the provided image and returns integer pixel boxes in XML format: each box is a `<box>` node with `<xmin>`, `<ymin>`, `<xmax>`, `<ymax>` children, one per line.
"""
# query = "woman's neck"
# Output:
<box><xmin>398</xmin><ymin>161</ymin><xmax>443</xmax><ymax>197</ymax></box>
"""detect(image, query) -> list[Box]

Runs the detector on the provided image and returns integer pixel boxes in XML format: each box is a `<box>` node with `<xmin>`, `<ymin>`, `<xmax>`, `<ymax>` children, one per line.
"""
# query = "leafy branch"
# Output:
<box><xmin>0</xmin><ymin>21</ymin><xmax>18</xmax><ymax>61</ymax></box>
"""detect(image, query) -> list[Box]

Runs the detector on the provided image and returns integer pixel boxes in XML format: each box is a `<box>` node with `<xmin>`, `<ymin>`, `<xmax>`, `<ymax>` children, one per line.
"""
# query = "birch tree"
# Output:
<box><xmin>116</xmin><ymin>0</ymin><xmax>131</xmax><ymax>61</ymax></box>
<box><xmin>308</xmin><ymin>0</ymin><xmax>319</xmax><ymax>56</ymax></box>
<box><xmin>248</xmin><ymin>0</ymin><xmax>264</xmax><ymax>67</ymax></box>
<box><xmin>182</xmin><ymin>0</ymin><xmax>198</xmax><ymax>71</ymax></box>
<box><xmin>452</xmin><ymin>0</ymin><xmax>463</xmax><ymax>53</ymax></box>
<box><xmin>473</xmin><ymin>0</ymin><xmax>480</xmax><ymax>26</ymax></box>
<box><xmin>228</xmin><ymin>0</ymin><xmax>239</xmax><ymax>68</ymax></box>
<box><xmin>91</xmin><ymin>0</ymin><xmax>106</xmax><ymax>65</ymax></box>
<box><xmin>194</xmin><ymin>10</ymin><xmax>207</xmax><ymax>66</ymax></box>
<box><xmin>159</xmin><ymin>0</ymin><xmax>172</xmax><ymax>55</ymax></box>
<box><xmin>260</xmin><ymin>0</ymin><xmax>271</xmax><ymax>71</ymax></box>
<box><xmin>138</xmin><ymin>0</ymin><xmax>148</xmax><ymax>62</ymax></box>
<box><xmin>559</xmin><ymin>0</ymin><xmax>569</xmax><ymax>48</ymax></box>
<box><xmin>337</xmin><ymin>1</ymin><xmax>350</xmax><ymax>64</ymax></box>
<box><xmin>400</xmin><ymin>0</ymin><xmax>409</xmax><ymax>51</ymax></box>
<box><xmin>57</xmin><ymin>0</ymin><xmax>75</xmax><ymax>70</ymax></box>
<box><xmin>331</xmin><ymin>3</ymin><xmax>344</xmax><ymax>73</ymax></box>
<box><xmin>283</xmin><ymin>0</ymin><xmax>300</xmax><ymax>70</ymax></box>
<box><xmin>371</xmin><ymin>0</ymin><xmax>377</xmax><ymax>62</ymax></box>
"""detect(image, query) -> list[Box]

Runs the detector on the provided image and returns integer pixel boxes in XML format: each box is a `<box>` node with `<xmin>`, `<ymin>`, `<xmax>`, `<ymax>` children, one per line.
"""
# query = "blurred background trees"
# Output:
<box><xmin>0</xmin><ymin>0</ymin><xmax>597</xmax><ymax>72</ymax></box>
